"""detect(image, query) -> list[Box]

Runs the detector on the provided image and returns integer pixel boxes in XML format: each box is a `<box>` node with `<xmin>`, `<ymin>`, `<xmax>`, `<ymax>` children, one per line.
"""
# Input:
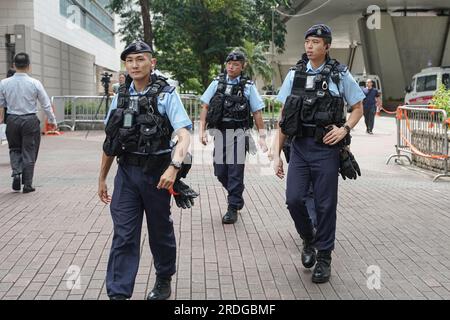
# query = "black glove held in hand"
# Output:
<box><xmin>348</xmin><ymin>150</ymin><xmax>361</xmax><ymax>177</ymax></box>
<box><xmin>173</xmin><ymin>180</ymin><xmax>199</xmax><ymax>209</ymax></box>
<box><xmin>339</xmin><ymin>148</ymin><xmax>361</xmax><ymax>180</ymax></box>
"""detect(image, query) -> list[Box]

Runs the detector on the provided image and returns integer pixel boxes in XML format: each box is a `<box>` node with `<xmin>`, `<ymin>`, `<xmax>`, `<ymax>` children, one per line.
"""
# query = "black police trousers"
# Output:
<box><xmin>106</xmin><ymin>163</ymin><xmax>176</xmax><ymax>298</ymax></box>
<box><xmin>286</xmin><ymin>137</ymin><xmax>340</xmax><ymax>251</ymax></box>
<box><xmin>212</xmin><ymin>129</ymin><xmax>247</xmax><ymax>210</ymax></box>
<box><xmin>5</xmin><ymin>114</ymin><xmax>41</xmax><ymax>185</ymax></box>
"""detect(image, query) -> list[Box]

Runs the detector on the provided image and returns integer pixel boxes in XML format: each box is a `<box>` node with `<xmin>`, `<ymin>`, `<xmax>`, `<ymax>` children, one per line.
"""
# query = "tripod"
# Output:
<box><xmin>85</xmin><ymin>72</ymin><xmax>112</xmax><ymax>139</ymax></box>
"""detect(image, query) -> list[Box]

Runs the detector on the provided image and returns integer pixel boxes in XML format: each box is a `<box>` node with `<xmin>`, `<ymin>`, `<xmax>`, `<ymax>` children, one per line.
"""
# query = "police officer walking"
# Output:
<box><xmin>272</xmin><ymin>25</ymin><xmax>364</xmax><ymax>283</ymax></box>
<box><xmin>199</xmin><ymin>51</ymin><xmax>268</xmax><ymax>224</ymax></box>
<box><xmin>0</xmin><ymin>53</ymin><xmax>57</xmax><ymax>193</ymax></box>
<box><xmin>98</xmin><ymin>41</ymin><xmax>195</xmax><ymax>300</ymax></box>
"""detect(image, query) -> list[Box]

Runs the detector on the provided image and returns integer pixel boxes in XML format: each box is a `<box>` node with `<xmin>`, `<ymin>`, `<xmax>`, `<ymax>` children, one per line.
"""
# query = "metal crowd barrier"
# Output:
<box><xmin>386</xmin><ymin>105</ymin><xmax>450</xmax><ymax>182</ymax></box>
<box><xmin>52</xmin><ymin>96</ymin><xmax>108</xmax><ymax>131</ymax></box>
<box><xmin>180</xmin><ymin>94</ymin><xmax>201</xmax><ymax>129</ymax></box>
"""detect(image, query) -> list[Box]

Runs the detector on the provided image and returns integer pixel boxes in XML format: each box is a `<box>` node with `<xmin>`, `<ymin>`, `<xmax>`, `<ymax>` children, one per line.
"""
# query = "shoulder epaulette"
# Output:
<box><xmin>216</xmin><ymin>73</ymin><xmax>226</xmax><ymax>82</ymax></box>
<box><xmin>161</xmin><ymin>86</ymin><xmax>176</xmax><ymax>94</ymax></box>
<box><xmin>336</xmin><ymin>64</ymin><xmax>348</xmax><ymax>73</ymax></box>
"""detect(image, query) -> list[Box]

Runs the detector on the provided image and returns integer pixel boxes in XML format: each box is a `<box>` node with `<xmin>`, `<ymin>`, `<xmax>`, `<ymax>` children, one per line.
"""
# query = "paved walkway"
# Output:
<box><xmin>0</xmin><ymin>116</ymin><xmax>450</xmax><ymax>300</ymax></box>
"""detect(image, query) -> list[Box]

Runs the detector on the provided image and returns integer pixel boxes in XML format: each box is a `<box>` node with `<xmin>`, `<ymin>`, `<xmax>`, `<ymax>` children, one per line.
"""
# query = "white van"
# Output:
<box><xmin>404</xmin><ymin>67</ymin><xmax>450</xmax><ymax>105</ymax></box>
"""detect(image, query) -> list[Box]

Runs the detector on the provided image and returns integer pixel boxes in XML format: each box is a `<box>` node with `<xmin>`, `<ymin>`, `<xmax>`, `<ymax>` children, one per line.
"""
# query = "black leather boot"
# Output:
<box><xmin>301</xmin><ymin>237</ymin><xmax>316</xmax><ymax>268</ymax></box>
<box><xmin>109</xmin><ymin>294</ymin><xmax>128</xmax><ymax>300</ymax></box>
<box><xmin>23</xmin><ymin>185</ymin><xmax>36</xmax><ymax>194</ymax></box>
<box><xmin>312</xmin><ymin>250</ymin><xmax>332</xmax><ymax>283</ymax></box>
<box><xmin>12</xmin><ymin>174</ymin><xmax>21</xmax><ymax>191</ymax></box>
<box><xmin>147</xmin><ymin>277</ymin><xmax>172</xmax><ymax>300</ymax></box>
<box><xmin>222</xmin><ymin>207</ymin><xmax>238</xmax><ymax>224</ymax></box>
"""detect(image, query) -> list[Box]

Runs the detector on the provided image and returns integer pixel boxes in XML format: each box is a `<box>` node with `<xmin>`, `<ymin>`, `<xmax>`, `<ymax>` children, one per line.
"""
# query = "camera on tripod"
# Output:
<box><xmin>101</xmin><ymin>72</ymin><xmax>113</xmax><ymax>96</ymax></box>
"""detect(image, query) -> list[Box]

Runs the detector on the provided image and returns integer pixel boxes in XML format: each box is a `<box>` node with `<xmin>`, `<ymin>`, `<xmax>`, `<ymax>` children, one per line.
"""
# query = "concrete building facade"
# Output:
<box><xmin>0</xmin><ymin>0</ymin><xmax>121</xmax><ymax>97</ymax></box>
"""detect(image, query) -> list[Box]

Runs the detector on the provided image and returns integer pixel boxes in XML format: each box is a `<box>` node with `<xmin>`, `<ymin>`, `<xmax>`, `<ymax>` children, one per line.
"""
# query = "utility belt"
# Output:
<box><xmin>120</xmin><ymin>153</ymin><xmax>148</xmax><ymax>167</ymax></box>
<box><xmin>298</xmin><ymin>124</ymin><xmax>351</xmax><ymax>146</ymax></box>
<box><xmin>218</xmin><ymin>119</ymin><xmax>248</xmax><ymax>130</ymax></box>
<box><xmin>118</xmin><ymin>152</ymin><xmax>171</xmax><ymax>176</ymax></box>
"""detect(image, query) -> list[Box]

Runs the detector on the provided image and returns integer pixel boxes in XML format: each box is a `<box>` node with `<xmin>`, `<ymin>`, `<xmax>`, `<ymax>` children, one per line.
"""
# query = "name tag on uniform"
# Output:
<box><xmin>225</xmin><ymin>85</ymin><xmax>233</xmax><ymax>95</ymax></box>
<box><xmin>306</xmin><ymin>76</ymin><xmax>315</xmax><ymax>89</ymax></box>
<box><xmin>130</xmin><ymin>96</ymin><xmax>139</xmax><ymax>111</ymax></box>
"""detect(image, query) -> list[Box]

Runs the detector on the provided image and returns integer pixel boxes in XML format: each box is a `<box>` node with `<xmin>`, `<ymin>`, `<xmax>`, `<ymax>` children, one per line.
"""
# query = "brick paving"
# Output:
<box><xmin>0</xmin><ymin>115</ymin><xmax>449</xmax><ymax>300</ymax></box>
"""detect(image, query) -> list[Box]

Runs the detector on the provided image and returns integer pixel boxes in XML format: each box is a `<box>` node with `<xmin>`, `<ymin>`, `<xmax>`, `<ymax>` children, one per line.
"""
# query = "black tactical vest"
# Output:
<box><xmin>103</xmin><ymin>74</ymin><xmax>175</xmax><ymax>164</ymax></box>
<box><xmin>206</xmin><ymin>74</ymin><xmax>254</xmax><ymax>130</ymax></box>
<box><xmin>280</xmin><ymin>54</ymin><xmax>346</xmax><ymax>139</ymax></box>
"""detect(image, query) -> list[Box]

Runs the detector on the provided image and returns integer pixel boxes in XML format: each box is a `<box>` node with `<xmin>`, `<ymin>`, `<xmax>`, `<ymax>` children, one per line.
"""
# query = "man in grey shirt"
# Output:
<box><xmin>0</xmin><ymin>52</ymin><xmax>57</xmax><ymax>193</ymax></box>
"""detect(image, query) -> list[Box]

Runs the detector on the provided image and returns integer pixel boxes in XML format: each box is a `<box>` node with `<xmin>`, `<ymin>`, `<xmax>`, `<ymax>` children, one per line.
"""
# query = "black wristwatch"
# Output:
<box><xmin>343</xmin><ymin>125</ymin><xmax>351</xmax><ymax>134</ymax></box>
<box><xmin>170</xmin><ymin>160</ymin><xmax>182</xmax><ymax>170</ymax></box>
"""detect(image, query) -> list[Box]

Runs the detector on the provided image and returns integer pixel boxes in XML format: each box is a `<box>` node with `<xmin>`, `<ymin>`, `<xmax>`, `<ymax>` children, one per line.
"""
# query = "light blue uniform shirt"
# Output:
<box><xmin>0</xmin><ymin>73</ymin><xmax>56</xmax><ymax>123</ymax></box>
<box><xmin>105</xmin><ymin>82</ymin><xmax>192</xmax><ymax>132</ymax></box>
<box><xmin>200</xmin><ymin>75</ymin><xmax>265</xmax><ymax>113</ymax></box>
<box><xmin>277</xmin><ymin>60</ymin><xmax>365</xmax><ymax>107</ymax></box>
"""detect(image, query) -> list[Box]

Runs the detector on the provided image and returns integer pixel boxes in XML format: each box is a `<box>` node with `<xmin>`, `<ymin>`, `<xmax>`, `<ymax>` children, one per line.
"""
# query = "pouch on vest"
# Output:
<box><xmin>138</xmin><ymin>124</ymin><xmax>158</xmax><ymax>154</ymax></box>
<box><xmin>118</xmin><ymin>126</ymin><xmax>138</xmax><ymax>153</ymax></box>
<box><xmin>300</xmin><ymin>96</ymin><xmax>317</xmax><ymax>123</ymax></box>
<box><xmin>314</xmin><ymin>110</ymin><xmax>333</xmax><ymax>127</ymax></box>
<box><xmin>227</xmin><ymin>96</ymin><xmax>249</xmax><ymax>121</ymax></box>
<box><xmin>332</xmin><ymin>98</ymin><xmax>345</xmax><ymax>124</ymax></box>
<box><xmin>206</xmin><ymin>93</ymin><xmax>225</xmax><ymax>129</ymax></box>
<box><xmin>103</xmin><ymin>108</ymin><xmax>124</xmax><ymax>156</ymax></box>
<box><xmin>280</xmin><ymin>95</ymin><xmax>303</xmax><ymax>137</ymax></box>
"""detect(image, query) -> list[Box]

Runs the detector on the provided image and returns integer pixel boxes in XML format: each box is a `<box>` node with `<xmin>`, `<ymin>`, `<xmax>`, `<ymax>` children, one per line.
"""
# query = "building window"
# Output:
<box><xmin>60</xmin><ymin>0</ymin><xmax>115</xmax><ymax>47</ymax></box>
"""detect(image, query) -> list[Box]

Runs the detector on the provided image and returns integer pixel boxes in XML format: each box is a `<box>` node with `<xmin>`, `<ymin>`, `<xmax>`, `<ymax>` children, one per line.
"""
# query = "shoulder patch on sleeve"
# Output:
<box><xmin>161</xmin><ymin>86</ymin><xmax>176</xmax><ymax>94</ymax></box>
<box><xmin>336</xmin><ymin>64</ymin><xmax>348</xmax><ymax>73</ymax></box>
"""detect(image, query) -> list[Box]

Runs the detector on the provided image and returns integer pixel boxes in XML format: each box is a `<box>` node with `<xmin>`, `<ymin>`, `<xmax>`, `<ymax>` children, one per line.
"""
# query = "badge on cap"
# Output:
<box><xmin>136</xmin><ymin>42</ymin><xmax>142</xmax><ymax>51</ymax></box>
<box><xmin>317</xmin><ymin>29</ymin><xmax>322</xmax><ymax>36</ymax></box>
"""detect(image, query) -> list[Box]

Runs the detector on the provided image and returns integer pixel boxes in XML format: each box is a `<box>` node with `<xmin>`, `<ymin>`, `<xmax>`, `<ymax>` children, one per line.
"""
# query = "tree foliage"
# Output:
<box><xmin>233</xmin><ymin>40</ymin><xmax>273</xmax><ymax>85</ymax></box>
<box><xmin>107</xmin><ymin>0</ymin><xmax>291</xmax><ymax>93</ymax></box>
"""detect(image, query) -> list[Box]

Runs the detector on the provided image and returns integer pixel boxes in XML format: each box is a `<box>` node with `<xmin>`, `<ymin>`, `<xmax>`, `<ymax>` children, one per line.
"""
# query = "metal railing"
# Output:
<box><xmin>52</xmin><ymin>94</ymin><xmax>282</xmax><ymax>131</ymax></box>
<box><xmin>386</xmin><ymin>105</ymin><xmax>450</xmax><ymax>182</ymax></box>
<box><xmin>52</xmin><ymin>96</ymin><xmax>109</xmax><ymax>131</ymax></box>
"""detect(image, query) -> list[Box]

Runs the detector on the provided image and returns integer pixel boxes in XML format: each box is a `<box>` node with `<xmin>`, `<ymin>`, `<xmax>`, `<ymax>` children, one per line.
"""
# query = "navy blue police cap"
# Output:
<box><xmin>304</xmin><ymin>24</ymin><xmax>332</xmax><ymax>42</ymax></box>
<box><xmin>225</xmin><ymin>51</ymin><xmax>246</xmax><ymax>63</ymax></box>
<box><xmin>120</xmin><ymin>40</ymin><xmax>153</xmax><ymax>61</ymax></box>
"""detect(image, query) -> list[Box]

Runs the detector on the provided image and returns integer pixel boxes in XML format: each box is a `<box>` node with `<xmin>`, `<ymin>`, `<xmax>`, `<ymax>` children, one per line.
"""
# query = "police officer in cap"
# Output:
<box><xmin>199</xmin><ymin>50</ymin><xmax>268</xmax><ymax>224</ymax></box>
<box><xmin>272</xmin><ymin>24</ymin><xmax>364</xmax><ymax>283</ymax></box>
<box><xmin>98</xmin><ymin>40</ymin><xmax>196</xmax><ymax>300</ymax></box>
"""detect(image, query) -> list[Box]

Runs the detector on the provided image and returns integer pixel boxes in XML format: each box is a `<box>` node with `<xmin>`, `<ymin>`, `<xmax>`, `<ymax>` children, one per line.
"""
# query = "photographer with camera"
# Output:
<box><xmin>101</xmin><ymin>72</ymin><xmax>113</xmax><ymax>111</ymax></box>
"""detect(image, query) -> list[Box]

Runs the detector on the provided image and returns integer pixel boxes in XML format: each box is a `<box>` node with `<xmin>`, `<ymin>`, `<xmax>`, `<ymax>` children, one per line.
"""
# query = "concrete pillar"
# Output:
<box><xmin>14</xmin><ymin>25</ymin><xmax>32</xmax><ymax>55</ymax></box>
<box><xmin>441</xmin><ymin>17</ymin><xmax>450</xmax><ymax>66</ymax></box>
<box><xmin>359</xmin><ymin>13</ymin><xmax>404</xmax><ymax>104</ymax></box>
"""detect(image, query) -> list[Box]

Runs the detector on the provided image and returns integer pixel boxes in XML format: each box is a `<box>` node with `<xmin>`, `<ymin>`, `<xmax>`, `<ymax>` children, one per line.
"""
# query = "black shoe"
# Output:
<box><xmin>301</xmin><ymin>238</ymin><xmax>317</xmax><ymax>269</ymax></box>
<box><xmin>109</xmin><ymin>294</ymin><xmax>128</xmax><ymax>300</ymax></box>
<box><xmin>12</xmin><ymin>175</ymin><xmax>21</xmax><ymax>191</ymax></box>
<box><xmin>368</xmin><ymin>131</ymin><xmax>374</xmax><ymax>135</ymax></box>
<box><xmin>23</xmin><ymin>185</ymin><xmax>36</xmax><ymax>194</ymax></box>
<box><xmin>222</xmin><ymin>207</ymin><xmax>238</xmax><ymax>224</ymax></box>
<box><xmin>312</xmin><ymin>250</ymin><xmax>332</xmax><ymax>283</ymax></box>
<box><xmin>147</xmin><ymin>277</ymin><xmax>172</xmax><ymax>300</ymax></box>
